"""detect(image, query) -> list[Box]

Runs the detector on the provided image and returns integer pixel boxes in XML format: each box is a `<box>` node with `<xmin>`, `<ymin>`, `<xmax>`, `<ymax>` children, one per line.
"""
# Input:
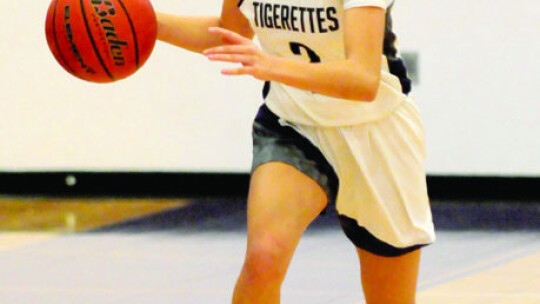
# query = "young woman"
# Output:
<box><xmin>157</xmin><ymin>0</ymin><xmax>435</xmax><ymax>303</ymax></box>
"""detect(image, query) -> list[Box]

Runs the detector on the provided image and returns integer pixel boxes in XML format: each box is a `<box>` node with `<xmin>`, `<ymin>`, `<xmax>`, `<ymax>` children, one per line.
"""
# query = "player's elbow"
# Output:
<box><xmin>345</xmin><ymin>73</ymin><xmax>380</xmax><ymax>102</ymax></box>
<box><xmin>360</xmin><ymin>80</ymin><xmax>379</xmax><ymax>102</ymax></box>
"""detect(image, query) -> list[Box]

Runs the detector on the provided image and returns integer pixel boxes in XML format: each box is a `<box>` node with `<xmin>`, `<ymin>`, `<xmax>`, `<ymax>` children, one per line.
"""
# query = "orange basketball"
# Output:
<box><xmin>45</xmin><ymin>0</ymin><xmax>157</xmax><ymax>83</ymax></box>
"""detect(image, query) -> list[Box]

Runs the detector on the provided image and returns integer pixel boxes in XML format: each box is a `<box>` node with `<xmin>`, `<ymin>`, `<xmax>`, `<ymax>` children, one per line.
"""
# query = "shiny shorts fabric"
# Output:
<box><xmin>251</xmin><ymin>103</ymin><xmax>434</xmax><ymax>257</ymax></box>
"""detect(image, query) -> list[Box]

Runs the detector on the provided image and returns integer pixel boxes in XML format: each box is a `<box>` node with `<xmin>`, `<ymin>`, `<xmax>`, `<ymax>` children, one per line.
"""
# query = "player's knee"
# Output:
<box><xmin>242</xmin><ymin>237</ymin><xmax>290</xmax><ymax>284</ymax></box>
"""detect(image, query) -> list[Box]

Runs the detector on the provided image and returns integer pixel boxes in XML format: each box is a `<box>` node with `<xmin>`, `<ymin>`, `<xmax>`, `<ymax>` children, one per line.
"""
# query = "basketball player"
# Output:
<box><xmin>157</xmin><ymin>0</ymin><xmax>435</xmax><ymax>303</ymax></box>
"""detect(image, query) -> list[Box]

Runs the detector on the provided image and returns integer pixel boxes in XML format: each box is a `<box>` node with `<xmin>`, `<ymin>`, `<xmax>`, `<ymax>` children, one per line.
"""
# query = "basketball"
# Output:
<box><xmin>45</xmin><ymin>0</ymin><xmax>157</xmax><ymax>83</ymax></box>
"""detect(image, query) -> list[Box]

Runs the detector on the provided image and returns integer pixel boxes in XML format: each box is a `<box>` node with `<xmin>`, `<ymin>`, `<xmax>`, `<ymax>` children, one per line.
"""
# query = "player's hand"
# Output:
<box><xmin>203</xmin><ymin>27</ymin><xmax>275</xmax><ymax>80</ymax></box>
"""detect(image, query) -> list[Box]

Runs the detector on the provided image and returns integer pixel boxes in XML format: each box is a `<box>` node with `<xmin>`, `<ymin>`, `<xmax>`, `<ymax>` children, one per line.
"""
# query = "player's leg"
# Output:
<box><xmin>338</xmin><ymin>215</ymin><xmax>424</xmax><ymax>304</ymax></box>
<box><xmin>349</xmin><ymin>100</ymin><xmax>428</xmax><ymax>303</ymax></box>
<box><xmin>311</xmin><ymin>99</ymin><xmax>434</xmax><ymax>304</ymax></box>
<box><xmin>232</xmin><ymin>161</ymin><xmax>328</xmax><ymax>304</ymax></box>
<box><xmin>357</xmin><ymin>248</ymin><xmax>421</xmax><ymax>304</ymax></box>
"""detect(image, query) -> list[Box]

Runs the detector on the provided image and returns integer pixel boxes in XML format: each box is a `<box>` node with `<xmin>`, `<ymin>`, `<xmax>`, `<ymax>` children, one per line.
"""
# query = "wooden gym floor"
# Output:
<box><xmin>0</xmin><ymin>197</ymin><xmax>538</xmax><ymax>304</ymax></box>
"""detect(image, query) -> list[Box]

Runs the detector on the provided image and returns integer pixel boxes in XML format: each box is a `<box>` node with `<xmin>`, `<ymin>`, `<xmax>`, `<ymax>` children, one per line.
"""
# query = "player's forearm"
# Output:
<box><xmin>268</xmin><ymin>58</ymin><xmax>380</xmax><ymax>102</ymax></box>
<box><xmin>156</xmin><ymin>13</ymin><xmax>223</xmax><ymax>54</ymax></box>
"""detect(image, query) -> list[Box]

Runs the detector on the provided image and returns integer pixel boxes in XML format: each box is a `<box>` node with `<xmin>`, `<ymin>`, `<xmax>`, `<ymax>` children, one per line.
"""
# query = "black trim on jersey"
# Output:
<box><xmin>383</xmin><ymin>8</ymin><xmax>411</xmax><ymax>95</ymax></box>
<box><xmin>262</xmin><ymin>81</ymin><xmax>271</xmax><ymax>99</ymax></box>
<box><xmin>238</xmin><ymin>0</ymin><xmax>245</xmax><ymax>7</ymax></box>
<box><xmin>387</xmin><ymin>58</ymin><xmax>411</xmax><ymax>94</ymax></box>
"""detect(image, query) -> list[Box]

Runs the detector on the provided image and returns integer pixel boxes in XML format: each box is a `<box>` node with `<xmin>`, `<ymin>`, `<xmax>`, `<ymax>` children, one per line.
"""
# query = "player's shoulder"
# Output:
<box><xmin>343</xmin><ymin>0</ymin><xmax>394</xmax><ymax>10</ymax></box>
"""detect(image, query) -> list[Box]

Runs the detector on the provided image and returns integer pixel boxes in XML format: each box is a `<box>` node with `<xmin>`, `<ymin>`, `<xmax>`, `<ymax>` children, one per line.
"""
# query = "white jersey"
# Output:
<box><xmin>239</xmin><ymin>0</ymin><xmax>411</xmax><ymax>126</ymax></box>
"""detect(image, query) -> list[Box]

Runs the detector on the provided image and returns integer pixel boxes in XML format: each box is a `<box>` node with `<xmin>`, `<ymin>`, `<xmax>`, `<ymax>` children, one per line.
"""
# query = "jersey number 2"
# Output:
<box><xmin>289</xmin><ymin>42</ymin><xmax>321</xmax><ymax>63</ymax></box>
<box><xmin>263</xmin><ymin>42</ymin><xmax>321</xmax><ymax>98</ymax></box>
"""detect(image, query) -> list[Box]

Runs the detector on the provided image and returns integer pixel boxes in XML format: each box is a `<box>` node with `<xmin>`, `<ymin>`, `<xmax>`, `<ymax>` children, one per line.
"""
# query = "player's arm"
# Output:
<box><xmin>204</xmin><ymin>7</ymin><xmax>385</xmax><ymax>102</ymax></box>
<box><xmin>156</xmin><ymin>0</ymin><xmax>254</xmax><ymax>54</ymax></box>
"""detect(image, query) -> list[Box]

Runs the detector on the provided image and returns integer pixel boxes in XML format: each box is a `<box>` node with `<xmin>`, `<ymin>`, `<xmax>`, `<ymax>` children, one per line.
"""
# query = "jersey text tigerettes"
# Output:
<box><xmin>239</xmin><ymin>0</ymin><xmax>411</xmax><ymax>126</ymax></box>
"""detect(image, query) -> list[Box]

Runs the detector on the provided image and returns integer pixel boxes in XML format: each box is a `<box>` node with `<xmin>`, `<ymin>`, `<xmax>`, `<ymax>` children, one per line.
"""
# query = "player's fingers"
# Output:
<box><xmin>221</xmin><ymin>66</ymin><xmax>255</xmax><ymax>76</ymax></box>
<box><xmin>206</xmin><ymin>54</ymin><xmax>254</xmax><ymax>65</ymax></box>
<box><xmin>203</xmin><ymin>45</ymin><xmax>255</xmax><ymax>56</ymax></box>
<box><xmin>208</xmin><ymin>27</ymin><xmax>250</xmax><ymax>45</ymax></box>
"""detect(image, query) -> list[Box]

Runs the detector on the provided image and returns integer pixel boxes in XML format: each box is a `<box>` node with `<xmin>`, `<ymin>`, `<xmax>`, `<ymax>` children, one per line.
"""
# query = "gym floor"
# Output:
<box><xmin>0</xmin><ymin>197</ymin><xmax>538</xmax><ymax>304</ymax></box>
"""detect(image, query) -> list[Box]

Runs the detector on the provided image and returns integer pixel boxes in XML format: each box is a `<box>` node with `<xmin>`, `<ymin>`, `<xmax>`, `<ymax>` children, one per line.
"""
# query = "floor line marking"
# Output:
<box><xmin>418</xmin><ymin>246</ymin><xmax>536</xmax><ymax>289</ymax></box>
<box><xmin>418</xmin><ymin>252</ymin><xmax>540</xmax><ymax>304</ymax></box>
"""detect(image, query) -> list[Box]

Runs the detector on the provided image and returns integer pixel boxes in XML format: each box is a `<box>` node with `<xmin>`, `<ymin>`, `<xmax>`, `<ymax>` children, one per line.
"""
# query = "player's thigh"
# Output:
<box><xmin>357</xmin><ymin>248</ymin><xmax>421</xmax><ymax>304</ymax></box>
<box><xmin>246</xmin><ymin>161</ymin><xmax>328</xmax><ymax>247</ymax></box>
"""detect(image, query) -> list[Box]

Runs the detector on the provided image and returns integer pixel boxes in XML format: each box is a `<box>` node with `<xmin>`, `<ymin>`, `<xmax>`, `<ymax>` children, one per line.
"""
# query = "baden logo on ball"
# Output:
<box><xmin>45</xmin><ymin>0</ymin><xmax>158</xmax><ymax>83</ymax></box>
